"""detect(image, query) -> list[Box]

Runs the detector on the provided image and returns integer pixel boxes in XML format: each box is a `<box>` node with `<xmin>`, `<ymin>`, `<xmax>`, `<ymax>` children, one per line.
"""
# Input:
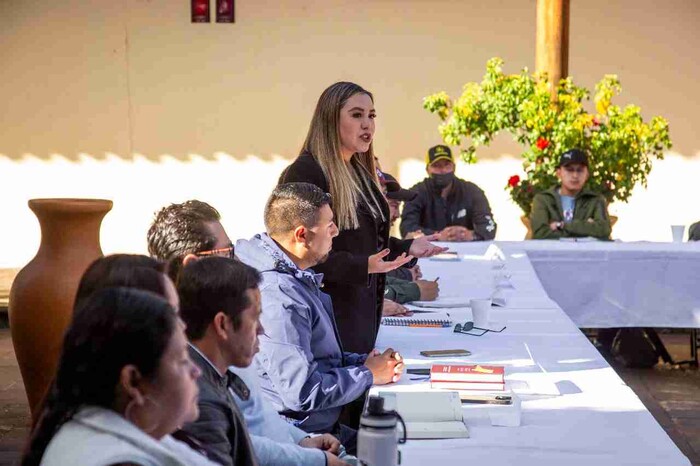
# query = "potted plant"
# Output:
<box><xmin>423</xmin><ymin>58</ymin><xmax>672</xmax><ymax>231</ymax></box>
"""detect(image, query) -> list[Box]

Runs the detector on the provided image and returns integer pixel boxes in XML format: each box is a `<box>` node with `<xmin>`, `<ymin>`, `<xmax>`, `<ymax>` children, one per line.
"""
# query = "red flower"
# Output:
<box><xmin>535</xmin><ymin>137</ymin><xmax>550</xmax><ymax>151</ymax></box>
<box><xmin>508</xmin><ymin>175</ymin><xmax>520</xmax><ymax>187</ymax></box>
<box><xmin>592</xmin><ymin>117</ymin><xmax>601</xmax><ymax>127</ymax></box>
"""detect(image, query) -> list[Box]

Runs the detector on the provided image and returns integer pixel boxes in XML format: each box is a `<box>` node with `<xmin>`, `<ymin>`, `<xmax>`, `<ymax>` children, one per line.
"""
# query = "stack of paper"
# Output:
<box><xmin>430</xmin><ymin>364</ymin><xmax>506</xmax><ymax>391</ymax></box>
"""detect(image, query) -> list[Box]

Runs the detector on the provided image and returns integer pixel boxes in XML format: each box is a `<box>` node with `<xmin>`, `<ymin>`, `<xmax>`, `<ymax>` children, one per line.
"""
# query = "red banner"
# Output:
<box><xmin>191</xmin><ymin>0</ymin><xmax>210</xmax><ymax>23</ymax></box>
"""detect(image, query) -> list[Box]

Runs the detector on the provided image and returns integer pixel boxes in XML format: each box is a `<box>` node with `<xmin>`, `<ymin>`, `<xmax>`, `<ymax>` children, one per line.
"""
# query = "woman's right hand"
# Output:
<box><xmin>382</xmin><ymin>299</ymin><xmax>413</xmax><ymax>316</ymax></box>
<box><xmin>368</xmin><ymin>249</ymin><xmax>414</xmax><ymax>274</ymax></box>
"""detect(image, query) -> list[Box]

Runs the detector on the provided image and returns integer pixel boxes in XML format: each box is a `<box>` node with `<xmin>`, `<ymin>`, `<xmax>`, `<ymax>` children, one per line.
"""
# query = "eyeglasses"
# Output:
<box><xmin>453</xmin><ymin>322</ymin><xmax>506</xmax><ymax>336</ymax></box>
<box><xmin>196</xmin><ymin>242</ymin><xmax>235</xmax><ymax>259</ymax></box>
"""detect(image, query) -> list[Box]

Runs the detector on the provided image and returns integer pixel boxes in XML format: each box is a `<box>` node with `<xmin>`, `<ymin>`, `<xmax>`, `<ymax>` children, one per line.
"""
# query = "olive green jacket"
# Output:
<box><xmin>530</xmin><ymin>187</ymin><xmax>612</xmax><ymax>240</ymax></box>
<box><xmin>384</xmin><ymin>276</ymin><xmax>420</xmax><ymax>304</ymax></box>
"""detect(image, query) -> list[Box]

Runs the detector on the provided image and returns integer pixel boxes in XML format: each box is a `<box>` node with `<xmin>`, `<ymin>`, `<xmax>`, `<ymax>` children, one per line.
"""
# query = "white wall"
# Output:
<box><xmin>1</xmin><ymin>0</ymin><xmax>699</xmax><ymax>267</ymax></box>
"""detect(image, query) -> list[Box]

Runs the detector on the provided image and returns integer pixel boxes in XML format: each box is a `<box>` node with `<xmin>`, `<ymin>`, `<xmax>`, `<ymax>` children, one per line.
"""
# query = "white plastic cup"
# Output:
<box><xmin>489</xmin><ymin>393</ymin><xmax>522</xmax><ymax>427</ymax></box>
<box><xmin>470</xmin><ymin>298</ymin><xmax>492</xmax><ymax>328</ymax></box>
<box><xmin>671</xmin><ymin>225</ymin><xmax>686</xmax><ymax>243</ymax></box>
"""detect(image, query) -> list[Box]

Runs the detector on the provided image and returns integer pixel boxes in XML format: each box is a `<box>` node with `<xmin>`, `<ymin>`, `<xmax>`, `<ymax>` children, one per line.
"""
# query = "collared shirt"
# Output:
<box><xmin>188</xmin><ymin>345</ymin><xmax>326</xmax><ymax>466</ymax></box>
<box><xmin>189</xmin><ymin>344</ymin><xmax>250</xmax><ymax>401</ymax></box>
<box><xmin>181</xmin><ymin>345</ymin><xmax>258</xmax><ymax>466</ymax></box>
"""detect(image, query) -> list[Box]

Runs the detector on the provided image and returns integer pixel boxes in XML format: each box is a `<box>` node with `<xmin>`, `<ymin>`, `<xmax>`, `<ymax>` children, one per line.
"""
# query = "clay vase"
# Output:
<box><xmin>9</xmin><ymin>198</ymin><xmax>112</xmax><ymax>418</ymax></box>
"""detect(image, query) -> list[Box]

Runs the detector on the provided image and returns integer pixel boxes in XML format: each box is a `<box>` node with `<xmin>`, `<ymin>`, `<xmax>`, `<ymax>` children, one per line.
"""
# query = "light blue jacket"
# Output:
<box><xmin>236</xmin><ymin>234</ymin><xmax>373</xmax><ymax>433</ymax></box>
<box><xmin>228</xmin><ymin>365</ymin><xmax>325</xmax><ymax>466</ymax></box>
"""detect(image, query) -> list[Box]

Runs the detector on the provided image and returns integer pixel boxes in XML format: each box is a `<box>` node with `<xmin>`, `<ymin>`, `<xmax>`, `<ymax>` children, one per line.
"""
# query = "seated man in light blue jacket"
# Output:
<box><xmin>147</xmin><ymin>200</ymin><xmax>348</xmax><ymax>466</ymax></box>
<box><xmin>236</xmin><ymin>183</ymin><xmax>404</xmax><ymax>451</ymax></box>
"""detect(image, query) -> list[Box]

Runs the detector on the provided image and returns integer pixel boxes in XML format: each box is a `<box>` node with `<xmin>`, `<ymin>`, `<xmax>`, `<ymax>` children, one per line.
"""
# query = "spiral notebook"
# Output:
<box><xmin>382</xmin><ymin>313</ymin><xmax>453</xmax><ymax>328</ymax></box>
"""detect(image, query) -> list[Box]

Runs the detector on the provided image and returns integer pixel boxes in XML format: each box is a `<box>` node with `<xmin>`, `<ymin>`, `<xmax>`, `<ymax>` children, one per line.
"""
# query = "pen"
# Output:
<box><xmin>461</xmin><ymin>398</ymin><xmax>513</xmax><ymax>405</ymax></box>
<box><xmin>434</xmin><ymin>276</ymin><xmax>440</xmax><ymax>282</ymax></box>
<box><xmin>407</xmin><ymin>323</ymin><xmax>451</xmax><ymax>328</ymax></box>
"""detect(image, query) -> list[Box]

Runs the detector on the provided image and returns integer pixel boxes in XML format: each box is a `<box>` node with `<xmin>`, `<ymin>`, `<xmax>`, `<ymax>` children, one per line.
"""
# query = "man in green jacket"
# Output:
<box><xmin>530</xmin><ymin>149</ymin><xmax>612</xmax><ymax>240</ymax></box>
<box><xmin>376</xmin><ymin>169</ymin><xmax>439</xmax><ymax>306</ymax></box>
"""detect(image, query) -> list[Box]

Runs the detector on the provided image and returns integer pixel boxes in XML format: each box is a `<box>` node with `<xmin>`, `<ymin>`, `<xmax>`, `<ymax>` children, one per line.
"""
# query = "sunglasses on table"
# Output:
<box><xmin>196</xmin><ymin>242</ymin><xmax>236</xmax><ymax>259</ymax></box>
<box><xmin>453</xmin><ymin>322</ymin><xmax>507</xmax><ymax>337</ymax></box>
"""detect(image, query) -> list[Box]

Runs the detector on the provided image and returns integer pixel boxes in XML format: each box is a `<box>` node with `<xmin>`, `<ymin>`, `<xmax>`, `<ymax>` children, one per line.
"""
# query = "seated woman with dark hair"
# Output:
<box><xmin>73</xmin><ymin>253</ymin><xmax>179</xmax><ymax>311</ymax></box>
<box><xmin>23</xmin><ymin>288</ymin><xmax>216</xmax><ymax>466</ymax></box>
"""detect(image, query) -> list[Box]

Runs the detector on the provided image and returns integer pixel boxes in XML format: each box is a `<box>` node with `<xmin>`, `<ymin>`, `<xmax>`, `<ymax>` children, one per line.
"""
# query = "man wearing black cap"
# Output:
<box><xmin>400</xmin><ymin>145</ymin><xmax>496</xmax><ymax>242</ymax></box>
<box><xmin>530</xmin><ymin>148</ymin><xmax>611</xmax><ymax>240</ymax></box>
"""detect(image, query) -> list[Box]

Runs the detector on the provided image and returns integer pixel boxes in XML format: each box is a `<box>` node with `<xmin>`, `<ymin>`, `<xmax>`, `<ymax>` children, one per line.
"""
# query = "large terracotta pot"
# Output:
<box><xmin>8</xmin><ymin>198</ymin><xmax>112</xmax><ymax>418</ymax></box>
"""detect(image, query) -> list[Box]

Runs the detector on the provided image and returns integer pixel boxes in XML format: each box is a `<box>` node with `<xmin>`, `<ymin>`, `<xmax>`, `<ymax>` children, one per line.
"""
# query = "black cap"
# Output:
<box><xmin>426</xmin><ymin>145</ymin><xmax>454</xmax><ymax>166</ymax></box>
<box><xmin>558</xmin><ymin>149</ymin><xmax>589</xmax><ymax>167</ymax></box>
<box><xmin>377</xmin><ymin>170</ymin><xmax>416</xmax><ymax>202</ymax></box>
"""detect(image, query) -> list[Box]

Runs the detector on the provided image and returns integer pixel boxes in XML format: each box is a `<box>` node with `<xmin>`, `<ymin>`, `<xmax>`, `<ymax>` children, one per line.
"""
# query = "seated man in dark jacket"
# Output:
<box><xmin>236</xmin><ymin>183</ymin><xmax>404</xmax><ymax>451</ymax></box>
<box><xmin>177</xmin><ymin>257</ymin><xmax>262</xmax><ymax>466</ymax></box>
<box><xmin>530</xmin><ymin>149</ymin><xmax>611</xmax><ymax>240</ymax></box>
<box><xmin>400</xmin><ymin>145</ymin><xmax>497</xmax><ymax>241</ymax></box>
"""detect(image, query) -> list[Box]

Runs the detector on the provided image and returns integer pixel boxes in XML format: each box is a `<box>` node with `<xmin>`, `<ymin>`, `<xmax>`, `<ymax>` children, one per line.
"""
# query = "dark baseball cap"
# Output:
<box><xmin>377</xmin><ymin>170</ymin><xmax>416</xmax><ymax>202</ymax></box>
<box><xmin>426</xmin><ymin>145</ymin><xmax>454</xmax><ymax>166</ymax></box>
<box><xmin>558</xmin><ymin>149</ymin><xmax>589</xmax><ymax>167</ymax></box>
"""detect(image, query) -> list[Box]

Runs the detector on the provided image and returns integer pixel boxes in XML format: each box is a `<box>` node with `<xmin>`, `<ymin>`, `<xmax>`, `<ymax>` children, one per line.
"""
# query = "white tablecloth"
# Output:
<box><xmin>497</xmin><ymin>241</ymin><xmax>700</xmax><ymax>328</ymax></box>
<box><xmin>371</xmin><ymin>245</ymin><xmax>691</xmax><ymax>465</ymax></box>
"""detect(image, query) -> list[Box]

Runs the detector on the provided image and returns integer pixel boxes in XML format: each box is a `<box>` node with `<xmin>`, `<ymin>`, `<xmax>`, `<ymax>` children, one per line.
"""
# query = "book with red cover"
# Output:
<box><xmin>430</xmin><ymin>364</ymin><xmax>505</xmax><ymax>383</ymax></box>
<box><xmin>430</xmin><ymin>380</ymin><xmax>506</xmax><ymax>391</ymax></box>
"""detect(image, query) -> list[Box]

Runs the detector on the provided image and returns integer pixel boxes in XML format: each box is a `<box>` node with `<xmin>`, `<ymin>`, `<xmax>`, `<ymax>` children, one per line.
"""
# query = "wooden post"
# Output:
<box><xmin>536</xmin><ymin>0</ymin><xmax>570</xmax><ymax>95</ymax></box>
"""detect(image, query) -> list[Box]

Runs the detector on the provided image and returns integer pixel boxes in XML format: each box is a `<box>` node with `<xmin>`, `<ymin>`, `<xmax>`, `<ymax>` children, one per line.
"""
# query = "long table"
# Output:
<box><xmin>498</xmin><ymin>240</ymin><xmax>700</xmax><ymax>328</ymax></box>
<box><xmin>371</xmin><ymin>242</ymin><xmax>691</xmax><ymax>465</ymax></box>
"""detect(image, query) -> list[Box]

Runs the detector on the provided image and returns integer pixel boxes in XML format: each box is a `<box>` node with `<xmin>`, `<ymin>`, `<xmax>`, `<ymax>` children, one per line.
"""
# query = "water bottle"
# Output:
<box><xmin>357</xmin><ymin>396</ymin><xmax>406</xmax><ymax>466</ymax></box>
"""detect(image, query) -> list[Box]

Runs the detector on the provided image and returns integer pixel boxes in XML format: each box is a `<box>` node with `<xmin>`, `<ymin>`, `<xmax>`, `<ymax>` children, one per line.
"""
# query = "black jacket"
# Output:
<box><xmin>180</xmin><ymin>346</ymin><xmax>258</xmax><ymax>466</ymax></box>
<box><xmin>400</xmin><ymin>177</ymin><xmax>497</xmax><ymax>240</ymax></box>
<box><xmin>279</xmin><ymin>153</ymin><xmax>413</xmax><ymax>354</ymax></box>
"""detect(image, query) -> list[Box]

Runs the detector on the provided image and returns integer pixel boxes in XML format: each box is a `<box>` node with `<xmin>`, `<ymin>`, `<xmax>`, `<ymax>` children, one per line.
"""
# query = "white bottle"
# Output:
<box><xmin>357</xmin><ymin>396</ymin><xmax>405</xmax><ymax>466</ymax></box>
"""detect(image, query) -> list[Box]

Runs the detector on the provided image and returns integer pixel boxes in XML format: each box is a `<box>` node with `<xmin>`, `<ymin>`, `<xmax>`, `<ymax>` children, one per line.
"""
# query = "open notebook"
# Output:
<box><xmin>377</xmin><ymin>391</ymin><xmax>469</xmax><ymax>439</ymax></box>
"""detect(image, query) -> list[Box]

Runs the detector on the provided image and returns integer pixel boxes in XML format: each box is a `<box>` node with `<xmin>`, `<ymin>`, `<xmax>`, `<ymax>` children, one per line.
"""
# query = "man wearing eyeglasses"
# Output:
<box><xmin>530</xmin><ymin>148</ymin><xmax>612</xmax><ymax>240</ymax></box>
<box><xmin>147</xmin><ymin>200</ymin><xmax>350</xmax><ymax>466</ymax></box>
<box><xmin>147</xmin><ymin>200</ymin><xmax>235</xmax><ymax>283</ymax></box>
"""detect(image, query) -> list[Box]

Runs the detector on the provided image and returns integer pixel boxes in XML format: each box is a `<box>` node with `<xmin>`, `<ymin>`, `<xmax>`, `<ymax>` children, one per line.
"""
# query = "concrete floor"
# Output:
<box><xmin>0</xmin><ymin>329</ymin><xmax>698</xmax><ymax>465</ymax></box>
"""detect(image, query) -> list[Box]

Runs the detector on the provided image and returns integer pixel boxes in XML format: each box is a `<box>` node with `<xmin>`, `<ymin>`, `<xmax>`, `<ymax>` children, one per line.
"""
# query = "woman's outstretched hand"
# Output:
<box><xmin>408</xmin><ymin>234</ymin><xmax>450</xmax><ymax>258</ymax></box>
<box><xmin>368</xmin><ymin>249</ymin><xmax>414</xmax><ymax>274</ymax></box>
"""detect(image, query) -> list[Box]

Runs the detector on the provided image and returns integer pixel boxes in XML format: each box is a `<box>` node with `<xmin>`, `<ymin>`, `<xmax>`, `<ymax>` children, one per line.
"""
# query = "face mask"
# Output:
<box><xmin>431</xmin><ymin>172</ymin><xmax>455</xmax><ymax>190</ymax></box>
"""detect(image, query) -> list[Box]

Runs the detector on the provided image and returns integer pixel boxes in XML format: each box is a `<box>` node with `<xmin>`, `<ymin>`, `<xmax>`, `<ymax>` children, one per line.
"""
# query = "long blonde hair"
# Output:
<box><xmin>301</xmin><ymin>82</ymin><xmax>385</xmax><ymax>231</ymax></box>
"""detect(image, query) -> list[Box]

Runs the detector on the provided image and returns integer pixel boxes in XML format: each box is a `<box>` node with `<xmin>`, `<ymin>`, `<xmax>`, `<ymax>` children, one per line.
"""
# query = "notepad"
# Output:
<box><xmin>409</xmin><ymin>297</ymin><xmax>472</xmax><ymax>308</ymax></box>
<box><xmin>382</xmin><ymin>316</ymin><xmax>452</xmax><ymax>327</ymax></box>
<box><xmin>377</xmin><ymin>391</ymin><xmax>469</xmax><ymax>439</ymax></box>
<box><xmin>382</xmin><ymin>312</ymin><xmax>452</xmax><ymax>327</ymax></box>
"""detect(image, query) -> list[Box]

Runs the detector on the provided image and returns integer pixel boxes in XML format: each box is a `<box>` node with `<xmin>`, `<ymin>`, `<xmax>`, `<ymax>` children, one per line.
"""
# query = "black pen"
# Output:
<box><xmin>460</xmin><ymin>395</ymin><xmax>512</xmax><ymax>405</ymax></box>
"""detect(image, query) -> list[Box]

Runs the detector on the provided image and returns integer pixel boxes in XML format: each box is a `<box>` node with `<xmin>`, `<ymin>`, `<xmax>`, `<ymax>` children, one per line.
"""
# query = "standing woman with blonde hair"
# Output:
<box><xmin>279</xmin><ymin>81</ymin><xmax>446</xmax><ymax>355</ymax></box>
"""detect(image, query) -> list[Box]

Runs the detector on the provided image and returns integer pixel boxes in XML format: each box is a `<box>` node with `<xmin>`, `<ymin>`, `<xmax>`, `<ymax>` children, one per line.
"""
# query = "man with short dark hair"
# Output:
<box><xmin>148</xmin><ymin>202</ymin><xmax>348</xmax><ymax>466</ymax></box>
<box><xmin>530</xmin><ymin>149</ymin><xmax>611</xmax><ymax>240</ymax></box>
<box><xmin>236</xmin><ymin>182</ymin><xmax>404</xmax><ymax>450</ymax></box>
<box><xmin>147</xmin><ymin>200</ymin><xmax>234</xmax><ymax>282</ymax></box>
<box><xmin>178</xmin><ymin>257</ymin><xmax>262</xmax><ymax>466</ymax></box>
<box><xmin>400</xmin><ymin>145</ymin><xmax>497</xmax><ymax>241</ymax></box>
